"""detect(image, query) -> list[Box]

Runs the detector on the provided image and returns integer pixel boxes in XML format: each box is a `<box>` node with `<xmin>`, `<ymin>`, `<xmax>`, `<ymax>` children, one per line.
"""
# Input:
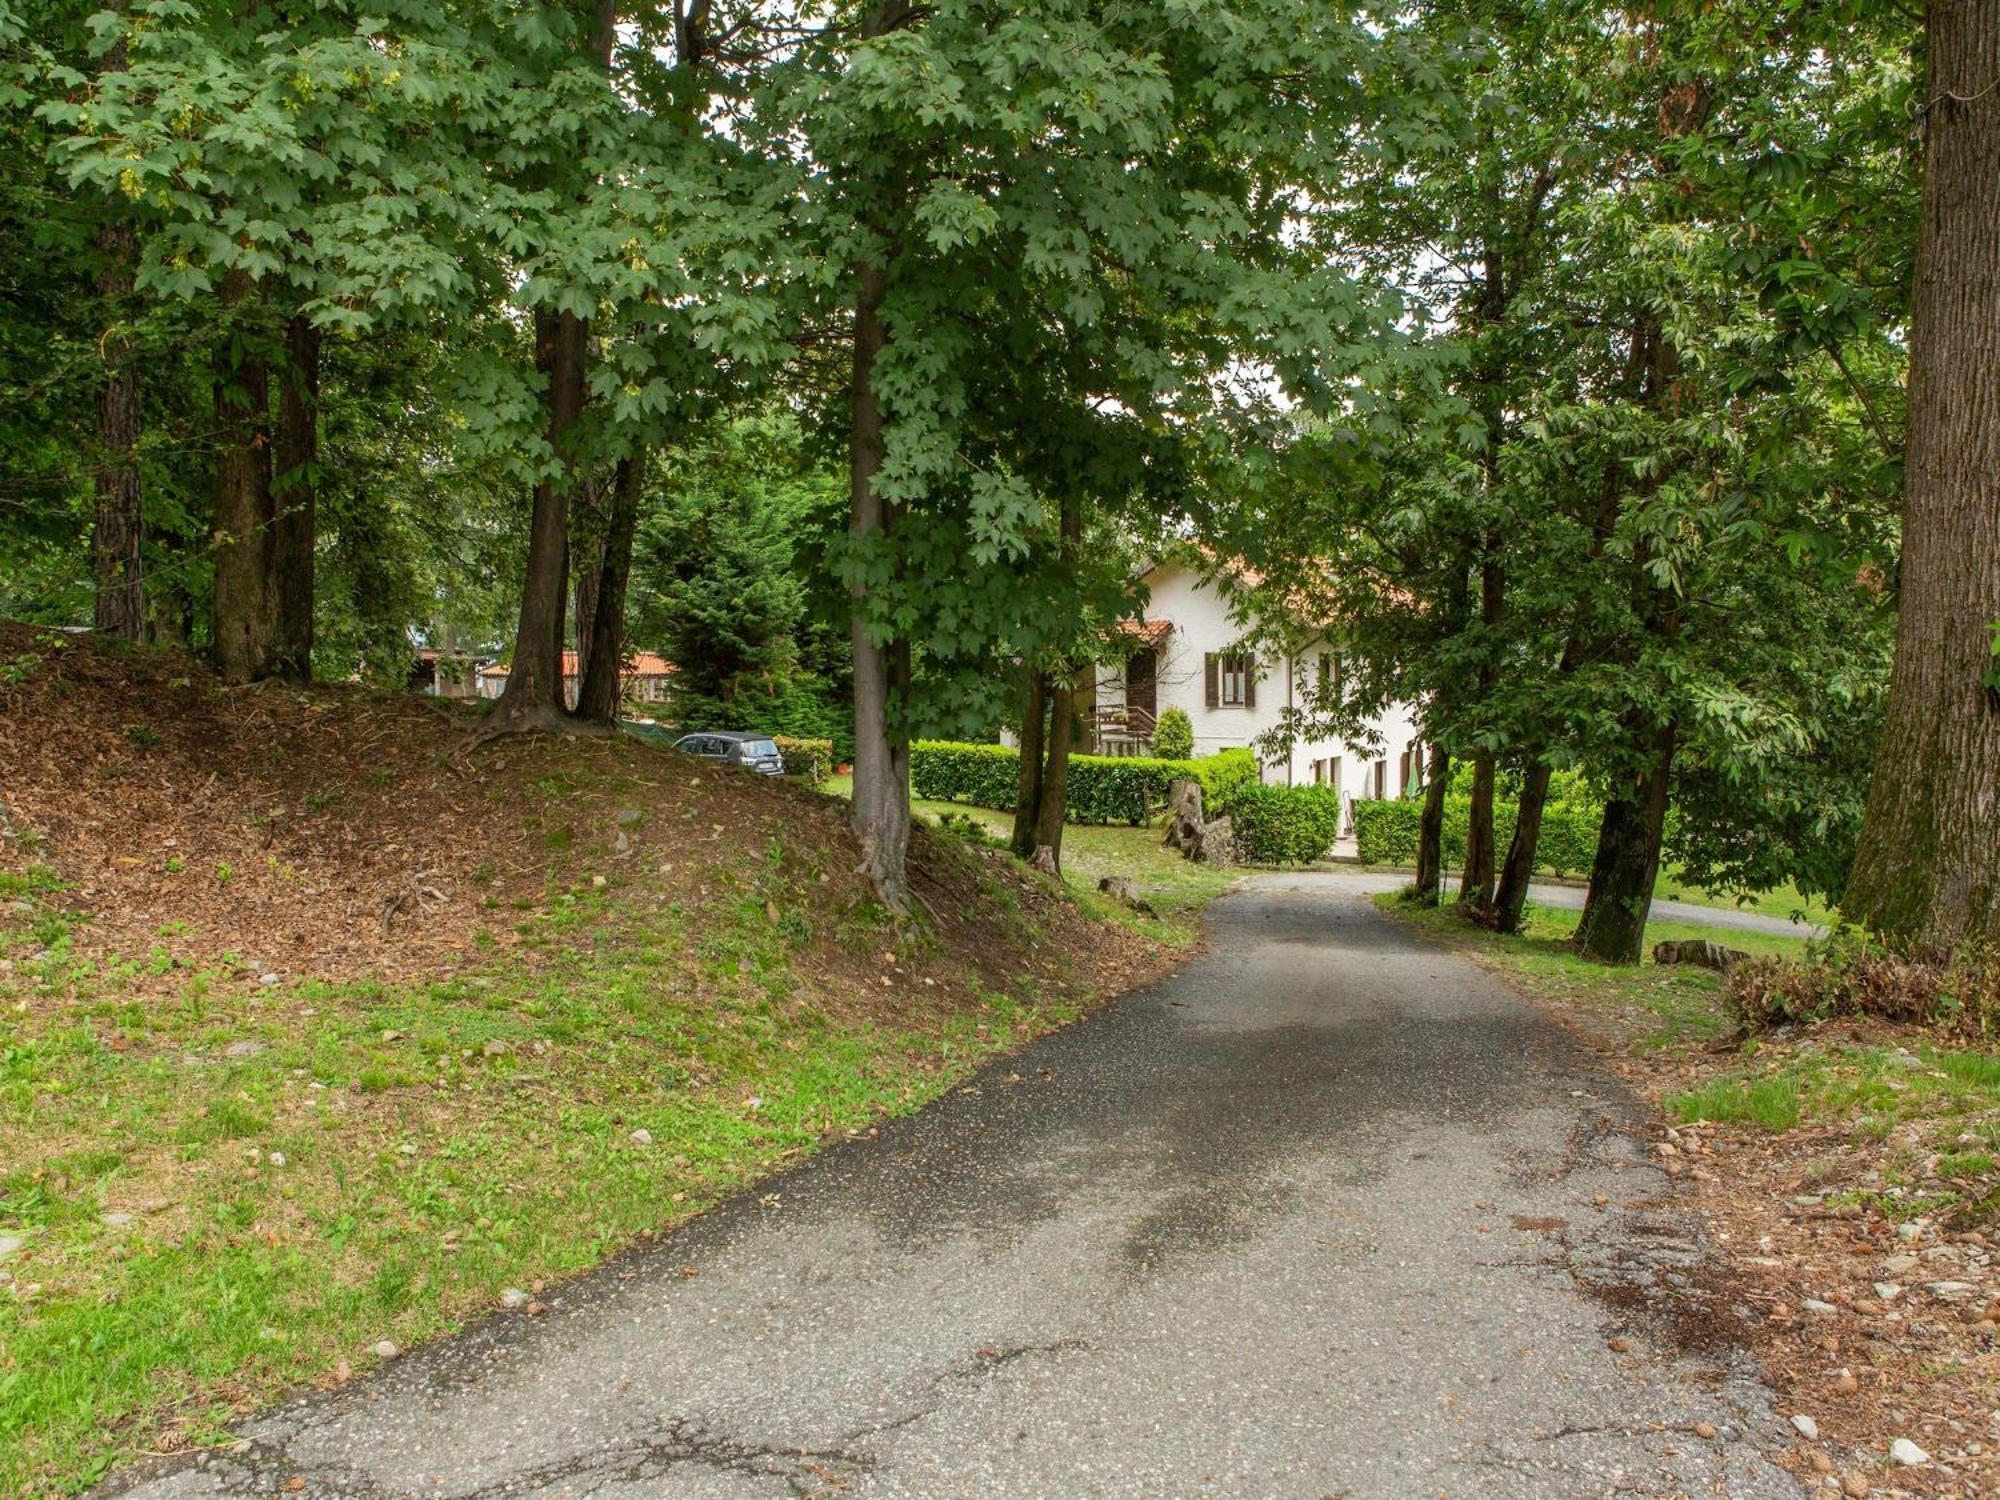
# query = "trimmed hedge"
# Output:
<box><xmin>1352</xmin><ymin>794</ymin><xmax>1602</xmax><ymax>877</ymax></box>
<box><xmin>910</xmin><ymin>741</ymin><xmax>1257</xmax><ymax>826</ymax></box>
<box><xmin>774</xmin><ymin>736</ymin><xmax>833</xmax><ymax>786</ymax></box>
<box><xmin>1228</xmin><ymin>783</ymin><xmax>1345</xmax><ymax>865</ymax></box>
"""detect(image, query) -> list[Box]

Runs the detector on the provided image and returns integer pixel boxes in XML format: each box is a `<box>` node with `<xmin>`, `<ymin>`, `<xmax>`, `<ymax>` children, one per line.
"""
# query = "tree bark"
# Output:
<box><xmin>1459</xmin><ymin>750</ymin><xmax>1496</xmax><ymax>911</ymax></box>
<box><xmin>1034</xmin><ymin>669</ymin><xmax>1077</xmax><ymax>872</ymax></box>
<box><xmin>570</xmin><ymin>474</ymin><xmax>604</xmax><ymax>703</ymax></box>
<box><xmin>1011</xmin><ymin>671</ymin><xmax>1048</xmax><ymax>860</ymax></box>
<box><xmin>489</xmin><ymin>309</ymin><xmax>590</xmax><ymax>730</ymax></box>
<box><xmin>92</xmin><ymin>187</ymin><xmax>144</xmax><ymax>641</ymax></box>
<box><xmin>575</xmin><ymin>454</ymin><xmax>643</xmax><ymax>723</ymax></box>
<box><xmin>272</xmin><ymin>313</ymin><xmax>319</xmax><ymax>681</ymax></box>
<box><xmin>1492</xmin><ymin>761</ymin><xmax>1551</xmax><ymax>934</ymax></box>
<box><xmin>1576</xmin><ymin>723</ymin><xmax>1677</xmax><ymax>964</ymax></box>
<box><xmin>848</xmin><ymin>258</ymin><xmax>911</xmax><ymax>912</ymax></box>
<box><xmin>211</xmin><ymin>272</ymin><xmax>277</xmax><ymax>684</ymax></box>
<box><xmin>1414</xmin><ymin>742</ymin><xmax>1450</xmax><ymax>903</ymax></box>
<box><xmin>1841</xmin><ymin>0</ymin><xmax>2000</xmax><ymax>956</ymax></box>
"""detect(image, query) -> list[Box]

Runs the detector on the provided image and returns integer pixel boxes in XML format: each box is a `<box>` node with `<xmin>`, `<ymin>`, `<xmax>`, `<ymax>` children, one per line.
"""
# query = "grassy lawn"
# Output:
<box><xmin>1378</xmin><ymin>893</ymin><xmax>1813</xmax><ymax>1050</ymax></box>
<box><xmin>822</xmin><ymin>776</ymin><xmax>1238</xmax><ymax>940</ymax></box>
<box><xmin>0</xmin><ymin>858</ymin><xmax>1094</xmax><ymax>1494</ymax></box>
<box><xmin>1653</xmin><ymin>865</ymin><xmax>1835</xmax><ymax>928</ymax></box>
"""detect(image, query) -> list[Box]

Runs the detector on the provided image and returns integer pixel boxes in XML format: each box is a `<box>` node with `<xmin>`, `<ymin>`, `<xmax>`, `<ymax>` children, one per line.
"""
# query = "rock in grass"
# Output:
<box><xmin>0</xmin><ymin>1234</ymin><xmax>23</xmax><ymax>1258</ymax></box>
<box><xmin>372</xmin><ymin>1340</ymin><xmax>400</xmax><ymax>1362</ymax></box>
<box><xmin>500</xmin><ymin>1288</ymin><xmax>529</xmax><ymax>1309</ymax></box>
<box><xmin>1890</xmin><ymin>1438</ymin><xmax>1929</xmax><ymax>1466</ymax></box>
<box><xmin>629</xmin><ymin>1128</ymin><xmax>653</xmax><ymax>1146</ymax></box>
<box><xmin>1792</xmin><ymin>1413</ymin><xmax>1820</xmax><ymax>1440</ymax></box>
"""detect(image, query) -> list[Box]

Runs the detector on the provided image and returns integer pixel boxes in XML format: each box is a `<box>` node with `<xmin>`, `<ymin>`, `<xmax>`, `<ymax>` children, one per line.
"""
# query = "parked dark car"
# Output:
<box><xmin>674</xmin><ymin>731</ymin><xmax>785</xmax><ymax>776</ymax></box>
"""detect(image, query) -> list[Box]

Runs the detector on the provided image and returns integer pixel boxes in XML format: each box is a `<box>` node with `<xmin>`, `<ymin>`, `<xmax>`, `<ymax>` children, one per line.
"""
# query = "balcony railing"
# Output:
<box><xmin>1093</xmin><ymin>704</ymin><xmax>1156</xmax><ymax>755</ymax></box>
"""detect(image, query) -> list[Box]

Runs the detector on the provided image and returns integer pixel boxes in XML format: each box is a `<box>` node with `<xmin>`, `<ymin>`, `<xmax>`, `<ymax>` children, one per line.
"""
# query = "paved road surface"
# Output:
<box><xmin>106</xmin><ymin>874</ymin><xmax>1800</xmax><ymax>1499</ymax></box>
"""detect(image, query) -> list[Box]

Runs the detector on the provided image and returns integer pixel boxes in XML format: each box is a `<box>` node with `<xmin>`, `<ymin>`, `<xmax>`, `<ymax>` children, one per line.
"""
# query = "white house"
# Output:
<box><xmin>1079</xmin><ymin>557</ymin><xmax>1426</xmax><ymax>823</ymax></box>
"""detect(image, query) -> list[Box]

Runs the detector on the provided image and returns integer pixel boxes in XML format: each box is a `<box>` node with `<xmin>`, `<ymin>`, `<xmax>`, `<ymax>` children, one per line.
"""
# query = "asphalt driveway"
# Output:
<box><xmin>104</xmin><ymin>873</ymin><xmax>1800</xmax><ymax>1499</ymax></box>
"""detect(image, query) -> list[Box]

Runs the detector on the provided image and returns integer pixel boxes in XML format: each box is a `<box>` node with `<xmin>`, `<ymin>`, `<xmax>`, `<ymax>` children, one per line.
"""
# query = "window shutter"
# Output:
<box><xmin>1243</xmin><ymin>658</ymin><xmax>1256</xmax><ymax>709</ymax></box>
<box><xmin>1204</xmin><ymin>654</ymin><xmax>1218</xmax><ymax>708</ymax></box>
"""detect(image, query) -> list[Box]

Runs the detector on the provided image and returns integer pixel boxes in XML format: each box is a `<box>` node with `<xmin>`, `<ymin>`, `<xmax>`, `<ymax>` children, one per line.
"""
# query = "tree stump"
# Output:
<box><xmin>1194</xmin><ymin>815</ymin><xmax>1237</xmax><ymax>866</ymax></box>
<box><xmin>1163</xmin><ymin>778</ymin><xmax>1205</xmax><ymax>851</ymax></box>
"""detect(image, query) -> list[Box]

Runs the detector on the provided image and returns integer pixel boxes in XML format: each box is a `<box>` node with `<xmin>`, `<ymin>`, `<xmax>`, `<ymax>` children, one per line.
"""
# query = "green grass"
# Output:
<box><xmin>1378</xmin><ymin>894</ymin><xmax>1813</xmax><ymax>1050</ymax></box>
<box><xmin>822</xmin><ymin>776</ymin><xmax>1237</xmax><ymax>942</ymax></box>
<box><xmin>0</xmin><ymin>872</ymin><xmax>1094</xmax><ymax>1495</ymax></box>
<box><xmin>1653</xmin><ymin>865</ymin><xmax>1834</xmax><ymax>928</ymax></box>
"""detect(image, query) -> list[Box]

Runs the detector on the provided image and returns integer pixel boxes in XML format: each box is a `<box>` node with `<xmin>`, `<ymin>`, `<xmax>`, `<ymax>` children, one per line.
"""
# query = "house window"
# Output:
<box><xmin>1316</xmin><ymin>650</ymin><xmax>1341</xmax><ymax>702</ymax></box>
<box><xmin>1313</xmin><ymin>756</ymin><xmax>1342</xmax><ymax>794</ymax></box>
<box><xmin>1205</xmin><ymin>653</ymin><xmax>1255</xmax><ymax>709</ymax></box>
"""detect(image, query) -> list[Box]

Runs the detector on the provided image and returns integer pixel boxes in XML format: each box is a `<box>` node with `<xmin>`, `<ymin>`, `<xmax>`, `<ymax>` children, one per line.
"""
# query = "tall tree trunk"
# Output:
<box><xmin>272</xmin><ymin>314</ymin><xmax>319</xmax><ymax>681</ymax></box>
<box><xmin>570</xmin><ymin>476</ymin><xmax>603</xmax><ymax>703</ymax></box>
<box><xmin>1842</xmin><ymin>0</ymin><xmax>2000</xmax><ymax>956</ymax></box>
<box><xmin>1011</xmin><ymin>671</ymin><xmax>1048</xmax><ymax>860</ymax></box>
<box><xmin>1492</xmin><ymin>761</ymin><xmax>1551</xmax><ymax>934</ymax></box>
<box><xmin>92</xmin><ymin>191</ymin><xmax>143</xmax><ymax>640</ymax></box>
<box><xmin>1575</xmin><ymin>723</ymin><xmax>1677</xmax><ymax>964</ymax></box>
<box><xmin>489</xmin><ymin>309</ymin><xmax>590</xmax><ymax>730</ymax></box>
<box><xmin>1414</xmin><ymin>743</ymin><xmax>1450</xmax><ymax>903</ymax></box>
<box><xmin>482</xmin><ymin>0</ymin><xmax>615</xmax><ymax>735</ymax></box>
<box><xmin>1034</xmin><ymin>669</ymin><xmax>1077</xmax><ymax>872</ymax></box>
<box><xmin>212</xmin><ymin>272</ymin><xmax>277</xmax><ymax>684</ymax></box>
<box><xmin>848</xmin><ymin>258</ymin><xmax>910</xmax><ymax>912</ymax></box>
<box><xmin>575</xmin><ymin>454</ymin><xmax>644</xmax><ymax>723</ymax></box>
<box><xmin>1459</xmin><ymin>751</ymin><xmax>1497</xmax><ymax>911</ymax></box>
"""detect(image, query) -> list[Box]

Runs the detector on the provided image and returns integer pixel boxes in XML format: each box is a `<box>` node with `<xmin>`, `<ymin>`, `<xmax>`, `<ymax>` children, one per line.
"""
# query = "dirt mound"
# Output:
<box><xmin>0</xmin><ymin>621</ymin><xmax>1140</xmax><ymax>1005</ymax></box>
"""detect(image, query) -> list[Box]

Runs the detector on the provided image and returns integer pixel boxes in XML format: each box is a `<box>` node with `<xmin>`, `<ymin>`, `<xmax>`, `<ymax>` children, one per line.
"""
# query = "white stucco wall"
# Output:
<box><xmin>1097</xmin><ymin>561</ymin><xmax>1424</xmax><ymax>817</ymax></box>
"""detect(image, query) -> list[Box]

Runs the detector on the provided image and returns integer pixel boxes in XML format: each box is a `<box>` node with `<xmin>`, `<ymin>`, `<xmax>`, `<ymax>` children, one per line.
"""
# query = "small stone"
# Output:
<box><xmin>0</xmin><ymin>1235</ymin><xmax>23</xmax><ymax>1259</ymax></box>
<box><xmin>1928</xmin><ymin>1280</ymin><xmax>1979</xmax><ymax>1301</ymax></box>
<box><xmin>224</xmin><ymin>1040</ymin><xmax>265</xmax><ymax>1059</ymax></box>
<box><xmin>1874</xmin><ymin>1282</ymin><xmax>1904</xmax><ymax>1302</ymax></box>
<box><xmin>591</xmin><ymin>875</ymin><xmax>607</xmax><ymax>889</ymax></box>
<box><xmin>1804</xmin><ymin>1299</ymin><xmax>1840</xmax><ymax>1316</ymax></box>
<box><xmin>397</xmin><ymin>1143</ymin><xmax>417</xmax><ymax>1156</ymax></box>
<box><xmin>1883</xmin><ymin>1253</ymin><xmax>1920</xmax><ymax>1275</ymax></box>
<box><xmin>1792</xmin><ymin>1413</ymin><xmax>1820</xmax><ymax>1440</ymax></box>
<box><xmin>379</xmin><ymin>1029</ymin><xmax>403</xmax><ymax>1042</ymax></box>
<box><xmin>500</xmin><ymin>1288</ymin><xmax>529</xmax><ymax>1309</ymax></box>
<box><xmin>371</xmin><ymin>1340</ymin><xmax>399</xmax><ymax>1361</ymax></box>
<box><xmin>629</xmin><ymin>1128</ymin><xmax>653</xmax><ymax>1146</ymax></box>
<box><xmin>1694</xmin><ymin>1421</ymin><xmax>1718</xmax><ymax>1439</ymax></box>
<box><xmin>100</xmin><ymin>1211</ymin><xmax>134</xmax><ymax>1227</ymax></box>
<box><xmin>481</xmin><ymin>1039</ymin><xmax>508</xmax><ymax>1058</ymax></box>
<box><xmin>1890</xmin><ymin>1437</ymin><xmax>1929</xmax><ymax>1466</ymax></box>
<box><xmin>259</xmin><ymin>972</ymin><xmax>282</xmax><ymax>986</ymax></box>
<box><xmin>525</xmin><ymin>1300</ymin><xmax>547</xmax><ymax>1317</ymax></box>
<box><xmin>1896</xmin><ymin>1222</ymin><xmax>1926</xmax><ymax>1243</ymax></box>
<box><xmin>614</xmin><ymin>808</ymin><xmax>644</xmax><ymax>827</ymax></box>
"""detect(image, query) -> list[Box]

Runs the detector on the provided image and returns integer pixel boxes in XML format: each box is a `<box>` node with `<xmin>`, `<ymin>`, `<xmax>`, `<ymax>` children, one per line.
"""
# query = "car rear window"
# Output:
<box><xmin>743</xmin><ymin>739</ymin><xmax>779</xmax><ymax>758</ymax></box>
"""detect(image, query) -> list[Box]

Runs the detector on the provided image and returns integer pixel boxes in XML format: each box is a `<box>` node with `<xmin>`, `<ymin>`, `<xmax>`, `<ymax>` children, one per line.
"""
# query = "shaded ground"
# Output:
<box><xmin>102</xmin><ymin>873</ymin><xmax>1801</xmax><ymax>1500</ymax></box>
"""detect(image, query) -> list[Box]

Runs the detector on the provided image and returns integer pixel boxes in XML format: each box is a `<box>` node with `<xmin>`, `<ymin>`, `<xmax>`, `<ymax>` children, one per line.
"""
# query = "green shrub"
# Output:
<box><xmin>773</xmin><ymin>736</ymin><xmax>833</xmax><ymax>786</ymax></box>
<box><xmin>1351</xmin><ymin>792</ymin><xmax>1603</xmax><ymax>876</ymax></box>
<box><xmin>910</xmin><ymin>741</ymin><xmax>1256</xmax><ymax>826</ymax></box>
<box><xmin>1228</xmin><ymin>783</ymin><xmax>1345</xmax><ymax>864</ymax></box>
<box><xmin>1152</xmin><ymin>706</ymin><xmax>1194</xmax><ymax>760</ymax></box>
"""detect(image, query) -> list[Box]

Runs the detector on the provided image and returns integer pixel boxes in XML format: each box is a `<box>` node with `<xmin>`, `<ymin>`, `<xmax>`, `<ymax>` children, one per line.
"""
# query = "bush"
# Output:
<box><xmin>1228</xmin><ymin>783</ymin><xmax>1345</xmax><ymax>865</ymax></box>
<box><xmin>1152</xmin><ymin>706</ymin><xmax>1194</xmax><ymax>760</ymax></box>
<box><xmin>1351</xmin><ymin>793</ymin><xmax>1603</xmax><ymax>876</ymax></box>
<box><xmin>910</xmin><ymin>741</ymin><xmax>1257</xmax><ymax>826</ymax></box>
<box><xmin>773</xmin><ymin>736</ymin><xmax>833</xmax><ymax>786</ymax></box>
<box><xmin>1729</xmin><ymin>939</ymin><xmax>2000</xmax><ymax>1039</ymax></box>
